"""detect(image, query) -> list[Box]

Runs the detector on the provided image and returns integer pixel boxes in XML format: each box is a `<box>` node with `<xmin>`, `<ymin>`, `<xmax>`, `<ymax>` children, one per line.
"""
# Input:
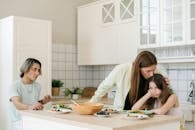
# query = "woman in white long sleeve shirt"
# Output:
<box><xmin>90</xmin><ymin>51</ymin><xmax>169</xmax><ymax>110</ymax></box>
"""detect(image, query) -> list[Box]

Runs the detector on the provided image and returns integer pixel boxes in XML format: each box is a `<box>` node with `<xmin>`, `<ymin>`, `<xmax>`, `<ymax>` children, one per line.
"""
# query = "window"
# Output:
<box><xmin>139</xmin><ymin>0</ymin><xmax>159</xmax><ymax>45</ymax></box>
<box><xmin>102</xmin><ymin>3</ymin><xmax>115</xmax><ymax>23</ymax></box>
<box><xmin>162</xmin><ymin>0</ymin><xmax>183</xmax><ymax>44</ymax></box>
<box><xmin>120</xmin><ymin>0</ymin><xmax>134</xmax><ymax>20</ymax></box>
<box><xmin>139</xmin><ymin>0</ymin><xmax>184</xmax><ymax>46</ymax></box>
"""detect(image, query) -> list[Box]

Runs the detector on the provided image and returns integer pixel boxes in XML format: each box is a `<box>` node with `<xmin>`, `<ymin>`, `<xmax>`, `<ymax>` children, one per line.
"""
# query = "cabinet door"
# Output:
<box><xmin>102</xmin><ymin>1</ymin><xmax>116</xmax><ymax>24</ymax></box>
<box><xmin>78</xmin><ymin>3</ymin><xmax>118</xmax><ymax>65</ymax></box>
<box><xmin>119</xmin><ymin>0</ymin><xmax>135</xmax><ymax>22</ymax></box>
<box><xmin>14</xmin><ymin>17</ymin><xmax>52</xmax><ymax>97</ymax></box>
<box><xmin>77</xmin><ymin>4</ymin><xmax>99</xmax><ymax>65</ymax></box>
<box><xmin>190</xmin><ymin>1</ymin><xmax>195</xmax><ymax>41</ymax></box>
<box><xmin>117</xmin><ymin>22</ymin><xmax>138</xmax><ymax>63</ymax></box>
<box><xmin>78</xmin><ymin>0</ymin><xmax>138</xmax><ymax>65</ymax></box>
<box><xmin>162</xmin><ymin>0</ymin><xmax>184</xmax><ymax>45</ymax></box>
<box><xmin>117</xmin><ymin>0</ymin><xmax>138</xmax><ymax>63</ymax></box>
<box><xmin>139</xmin><ymin>0</ymin><xmax>159</xmax><ymax>47</ymax></box>
<box><xmin>97</xmin><ymin>26</ymin><xmax>118</xmax><ymax>64</ymax></box>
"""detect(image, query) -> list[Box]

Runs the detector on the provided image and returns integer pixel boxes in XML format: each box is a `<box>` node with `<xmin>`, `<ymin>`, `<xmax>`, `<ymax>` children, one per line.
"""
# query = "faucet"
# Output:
<box><xmin>187</xmin><ymin>80</ymin><xmax>195</xmax><ymax>104</ymax></box>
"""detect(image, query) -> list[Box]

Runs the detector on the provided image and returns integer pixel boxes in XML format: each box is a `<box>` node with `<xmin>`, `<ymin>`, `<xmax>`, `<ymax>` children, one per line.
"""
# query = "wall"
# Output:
<box><xmin>52</xmin><ymin>44</ymin><xmax>195</xmax><ymax>103</ymax></box>
<box><xmin>165</xmin><ymin>63</ymin><xmax>195</xmax><ymax>103</ymax></box>
<box><xmin>0</xmin><ymin>0</ymin><xmax>97</xmax><ymax>44</ymax></box>
<box><xmin>0</xmin><ymin>20</ymin><xmax>11</xmax><ymax>130</ymax></box>
<box><xmin>52</xmin><ymin>43</ymin><xmax>115</xmax><ymax>96</ymax></box>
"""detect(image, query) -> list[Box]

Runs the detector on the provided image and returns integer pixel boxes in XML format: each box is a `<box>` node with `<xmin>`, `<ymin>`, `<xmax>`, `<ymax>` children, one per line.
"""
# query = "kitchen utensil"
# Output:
<box><xmin>70</xmin><ymin>100</ymin><xmax>80</xmax><ymax>106</ymax></box>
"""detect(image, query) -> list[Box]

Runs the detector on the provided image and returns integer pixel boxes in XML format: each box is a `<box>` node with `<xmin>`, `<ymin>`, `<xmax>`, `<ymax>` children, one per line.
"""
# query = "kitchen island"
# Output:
<box><xmin>21</xmin><ymin>109</ymin><xmax>181</xmax><ymax>130</ymax></box>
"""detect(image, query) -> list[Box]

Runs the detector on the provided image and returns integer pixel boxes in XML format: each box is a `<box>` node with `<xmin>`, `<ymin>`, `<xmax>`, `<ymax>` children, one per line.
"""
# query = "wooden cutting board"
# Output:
<box><xmin>82</xmin><ymin>87</ymin><xmax>107</xmax><ymax>98</ymax></box>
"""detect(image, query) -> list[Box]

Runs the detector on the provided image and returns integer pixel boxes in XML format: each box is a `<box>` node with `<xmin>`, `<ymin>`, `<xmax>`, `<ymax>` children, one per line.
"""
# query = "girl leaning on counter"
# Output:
<box><xmin>132</xmin><ymin>73</ymin><xmax>180</xmax><ymax>115</ymax></box>
<box><xmin>9</xmin><ymin>58</ymin><xmax>51</xmax><ymax>130</ymax></box>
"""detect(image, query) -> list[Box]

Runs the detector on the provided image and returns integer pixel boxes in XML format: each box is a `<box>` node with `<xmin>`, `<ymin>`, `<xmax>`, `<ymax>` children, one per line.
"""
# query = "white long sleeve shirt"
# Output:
<box><xmin>90</xmin><ymin>63</ymin><xmax>132</xmax><ymax>109</ymax></box>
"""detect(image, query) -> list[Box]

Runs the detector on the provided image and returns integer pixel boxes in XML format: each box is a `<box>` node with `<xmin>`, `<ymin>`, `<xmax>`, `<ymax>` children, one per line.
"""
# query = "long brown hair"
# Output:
<box><xmin>129</xmin><ymin>51</ymin><xmax>157</xmax><ymax>105</ymax></box>
<box><xmin>145</xmin><ymin>74</ymin><xmax>173</xmax><ymax>109</ymax></box>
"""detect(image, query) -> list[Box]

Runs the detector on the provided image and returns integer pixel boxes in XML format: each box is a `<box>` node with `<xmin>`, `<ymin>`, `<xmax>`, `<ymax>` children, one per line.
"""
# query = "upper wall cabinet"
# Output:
<box><xmin>139</xmin><ymin>0</ymin><xmax>185</xmax><ymax>48</ymax></box>
<box><xmin>0</xmin><ymin>16</ymin><xmax>52</xmax><ymax>97</ymax></box>
<box><xmin>189</xmin><ymin>0</ymin><xmax>195</xmax><ymax>43</ymax></box>
<box><xmin>102</xmin><ymin>0</ymin><xmax>135</xmax><ymax>24</ymax></box>
<box><xmin>77</xmin><ymin>0</ymin><xmax>138</xmax><ymax>65</ymax></box>
<box><xmin>138</xmin><ymin>0</ymin><xmax>195</xmax><ymax>63</ymax></box>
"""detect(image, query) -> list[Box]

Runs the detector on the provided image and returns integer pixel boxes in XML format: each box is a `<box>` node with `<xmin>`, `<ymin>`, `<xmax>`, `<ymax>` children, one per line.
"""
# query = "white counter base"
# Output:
<box><xmin>21</xmin><ymin>110</ymin><xmax>181</xmax><ymax>130</ymax></box>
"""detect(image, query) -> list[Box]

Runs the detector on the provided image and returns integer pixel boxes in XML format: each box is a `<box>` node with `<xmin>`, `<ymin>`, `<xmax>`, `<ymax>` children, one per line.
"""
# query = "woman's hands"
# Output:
<box><xmin>29</xmin><ymin>102</ymin><xmax>44</xmax><ymax>110</ymax></box>
<box><xmin>30</xmin><ymin>95</ymin><xmax>51</xmax><ymax>110</ymax></box>
<box><xmin>42</xmin><ymin>95</ymin><xmax>51</xmax><ymax>104</ymax></box>
<box><xmin>11</xmin><ymin>95</ymin><xmax>51</xmax><ymax>110</ymax></box>
<box><xmin>164</xmin><ymin>77</ymin><xmax>170</xmax><ymax>85</ymax></box>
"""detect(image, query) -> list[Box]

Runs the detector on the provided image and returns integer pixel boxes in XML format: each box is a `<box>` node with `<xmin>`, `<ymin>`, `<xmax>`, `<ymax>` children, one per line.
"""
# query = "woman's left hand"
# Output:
<box><xmin>164</xmin><ymin>77</ymin><xmax>170</xmax><ymax>85</ymax></box>
<box><xmin>43</xmin><ymin>95</ymin><xmax>51</xmax><ymax>103</ymax></box>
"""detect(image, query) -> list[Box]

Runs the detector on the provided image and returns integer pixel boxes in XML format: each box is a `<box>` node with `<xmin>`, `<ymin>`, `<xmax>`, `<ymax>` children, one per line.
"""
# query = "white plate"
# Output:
<box><xmin>94</xmin><ymin>113</ymin><xmax>111</xmax><ymax>118</ymax></box>
<box><xmin>124</xmin><ymin>113</ymin><xmax>149</xmax><ymax>120</ymax></box>
<box><xmin>127</xmin><ymin>110</ymin><xmax>153</xmax><ymax>115</ymax></box>
<box><xmin>103</xmin><ymin>108</ymin><xmax>120</xmax><ymax>113</ymax></box>
<box><xmin>48</xmin><ymin>108</ymin><xmax>72</xmax><ymax>114</ymax></box>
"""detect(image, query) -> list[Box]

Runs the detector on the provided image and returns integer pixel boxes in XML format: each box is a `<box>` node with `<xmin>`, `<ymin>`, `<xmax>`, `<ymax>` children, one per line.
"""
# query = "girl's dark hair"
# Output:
<box><xmin>145</xmin><ymin>73</ymin><xmax>173</xmax><ymax>109</ymax></box>
<box><xmin>20</xmin><ymin>58</ymin><xmax>42</xmax><ymax>78</ymax></box>
<box><xmin>129</xmin><ymin>51</ymin><xmax>157</xmax><ymax>105</ymax></box>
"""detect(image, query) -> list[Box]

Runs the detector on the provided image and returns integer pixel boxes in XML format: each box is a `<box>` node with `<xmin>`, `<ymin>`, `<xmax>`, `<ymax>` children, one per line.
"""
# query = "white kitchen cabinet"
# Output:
<box><xmin>77</xmin><ymin>2</ymin><xmax>118</xmax><ymax>65</ymax></box>
<box><xmin>138</xmin><ymin>0</ymin><xmax>195</xmax><ymax>63</ymax></box>
<box><xmin>138</xmin><ymin>0</ymin><xmax>186</xmax><ymax>47</ymax></box>
<box><xmin>0</xmin><ymin>16</ymin><xmax>52</xmax><ymax>97</ymax></box>
<box><xmin>188</xmin><ymin>0</ymin><xmax>195</xmax><ymax>43</ymax></box>
<box><xmin>116</xmin><ymin>21</ymin><xmax>139</xmax><ymax>63</ymax></box>
<box><xmin>23</xmin><ymin>115</ymin><xmax>90</xmax><ymax>130</ymax></box>
<box><xmin>77</xmin><ymin>0</ymin><xmax>138</xmax><ymax>65</ymax></box>
<box><xmin>21</xmin><ymin>110</ymin><xmax>181</xmax><ymax>130</ymax></box>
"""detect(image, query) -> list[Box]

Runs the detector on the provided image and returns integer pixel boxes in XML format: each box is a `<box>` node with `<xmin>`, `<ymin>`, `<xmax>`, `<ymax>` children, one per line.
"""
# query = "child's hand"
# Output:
<box><xmin>146</xmin><ymin>90</ymin><xmax>152</xmax><ymax>98</ymax></box>
<box><xmin>147</xmin><ymin>89</ymin><xmax>158</xmax><ymax>98</ymax></box>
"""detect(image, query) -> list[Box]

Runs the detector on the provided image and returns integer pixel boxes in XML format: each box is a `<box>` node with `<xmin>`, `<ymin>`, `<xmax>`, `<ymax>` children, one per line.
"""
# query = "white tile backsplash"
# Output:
<box><xmin>52</xmin><ymin>43</ymin><xmax>115</xmax><ymax>96</ymax></box>
<box><xmin>86</xmin><ymin>71</ymin><xmax>93</xmax><ymax>79</ymax></box>
<box><xmin>52</xmin><ymin>43</ymin><xmax>195</xmax><ymax>102</ymax></box>
<box><xmin>65</xmin><ymin>80</ymin><xmax>73</xmax><ymax>87</ymax></box>
<box><xmin>72</xmin><ymin>80</ymin><xmax>79</xmax><ymax>87</ymax></box>
<box><xmin>58</xmin><ymin>71</ymin><xmax>65</xmax><ymax>79</ymax></box>
<box><xmin>65</xmin><ymin>44</ymin><xmax>73</xmax><ymax>53</ymax></box>
<box><xmin>65</xmin><ymin>71</ymin><xmax>72</xmax><ymax>79</ymax></box>
<box><xmin>65</xmin><ymin>63</ymin><xmax>72</xmax><ymax>70</ymax></box>
<box><xmin>72</xmin><ymin>71</ymin><xmax>79</xmax><ymax>79</ymax></box>
<box><xmin>79</xmin><ymin>80</ymin><xmax>86</xmax><ymax>87</ymax></box>
<box><xmin>166</xmin><ymin>65</ymin><xmax>195</xmax><ymax>103</ymax></box>
<box><xmin>72</xmin><ymin>64</ymin><xmax>79</xmax><ymax>71</ymax></box>
<box><xmin>93</xmin><ymin>71</ymin><xmax>100</xmax><ymax>79</ymax></box>
<box><xmin>79</xmin><ymin>71</ymin><xmax>86</xmax><ymax>79</ymax></box>
<box><xmin>66</xmin><ymin>53</ymin><xmax>72</xmax><ymax>61</ymax></box>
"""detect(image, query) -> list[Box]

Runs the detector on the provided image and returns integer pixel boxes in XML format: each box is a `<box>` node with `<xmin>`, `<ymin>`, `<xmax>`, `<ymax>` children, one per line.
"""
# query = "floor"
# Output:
<box><xmin>185</xmin><ymin>121</ymin><xmax>194</xmax><ymax>130</ymax></box>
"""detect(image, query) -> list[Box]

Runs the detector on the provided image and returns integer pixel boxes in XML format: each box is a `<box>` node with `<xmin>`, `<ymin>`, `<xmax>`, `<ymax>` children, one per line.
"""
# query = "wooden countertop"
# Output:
<box><xmin>51</xmin><ymin>97</ymin><xmax>114</xmax><ymax>105</ymax></box>
<box><xmin>21</xmin><ymin>109</ymin><xmax>181</xmax><ymax>130</ymax></box>
<box><xmin>20</xmin><ymin>98</ymin><xmax>181</xmax><ymax>130</ymax></box>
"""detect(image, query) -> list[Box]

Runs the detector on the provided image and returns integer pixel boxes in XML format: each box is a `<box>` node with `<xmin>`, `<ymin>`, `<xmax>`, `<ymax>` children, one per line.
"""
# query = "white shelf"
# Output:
<box><xmin>158</xmin><ymin>56</ymin><xmax>195</xmax><ymax>63</ymax></box>
<box><xmin>138</xmin><ymin>43</ymin><xmax>195</xmax><ymax>50</ymax></box>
